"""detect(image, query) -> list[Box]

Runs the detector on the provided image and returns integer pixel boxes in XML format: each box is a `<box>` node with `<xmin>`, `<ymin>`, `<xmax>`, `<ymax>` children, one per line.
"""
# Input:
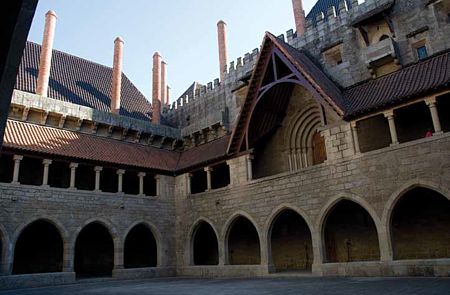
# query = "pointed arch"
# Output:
<box><xmin>189</xmin><ymin>218</ymin><xmax>219</xmax><ymax>266</ymax></box>
<box><xmin>223</xmin><ymin>211</ymin><xmax>261</xmax><ymax>265</ymax></box>
<box><xmin>123</xmin><ymin>222</ymin><xmax>159</xmax><ymax>268</ymax></box>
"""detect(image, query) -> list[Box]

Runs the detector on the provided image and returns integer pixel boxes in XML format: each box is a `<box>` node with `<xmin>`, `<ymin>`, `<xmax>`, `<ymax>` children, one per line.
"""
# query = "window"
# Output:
<box><xmin>323</xmin><ymin>44</ymin><xmax>343</xmax><ymax>67</ymax></box>
<box><xmin>416</xmin><ymin>46</ymin><xmax>428</xmax><ymax>60</ymax></box>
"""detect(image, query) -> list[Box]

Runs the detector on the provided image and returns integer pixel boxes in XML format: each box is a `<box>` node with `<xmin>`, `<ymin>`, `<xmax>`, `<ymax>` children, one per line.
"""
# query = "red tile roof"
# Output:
<box><xmin>4</xmin><ymin>120</ymin><xmax>179</xmax><ymax>171</ymax></box>
<box><xmin>344</xmin><ymin>50</ymin><xmax>450</xmax><ymax>118</ymax></box>
<box><xmin>3</xmin><ymin>120</ymin><xmax>231</xmax><ymax>173</ymax></box>
<box><xmin>177</xmin><ymin>135</ymin><xmax>230</xmax><ymax>171</ymax></box>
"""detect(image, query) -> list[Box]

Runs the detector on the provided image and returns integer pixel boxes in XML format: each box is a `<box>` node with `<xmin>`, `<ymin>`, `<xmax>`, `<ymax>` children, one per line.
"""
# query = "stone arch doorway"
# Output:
<box><xmin>323</xmin><ymin>200</ymin><xmax>380</xmax><ymax>263</ymax></box>
<box><xmin>391</xmin><ymin>187</ymin><xmax>450</xmax><ymax>260</ymax></box>
<box><xmin>13</xmin><ymin>219</ymin><xmax>63</xmax><ymax>274</ymax></box>
<box><xmin>226</xmin><ymin>216</ymin><xmax>261</xmax><ymax>265</ymax></box>
<box><xmin>269</xmin><ymin>209</ymin><xmax>313</xmax><ymax>272</ymax></box>
<box><xmin>192</xmin><ymin>221</ymin><xmax>219</xmax><ymax>265</ymax></box>
<box><xmin>124</xmin><ymin>223</ymin><xmax>157</xmax><ymax>268</ymax></box>
<box><xmin>74</xmin><ymin>222</ymin><xmax>114</xmax><ymax>278</ymax></box>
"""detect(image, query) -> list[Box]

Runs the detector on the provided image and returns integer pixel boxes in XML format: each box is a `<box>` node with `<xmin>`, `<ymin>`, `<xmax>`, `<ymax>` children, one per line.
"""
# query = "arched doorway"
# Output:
<box><xmin>124</xmin><ymin>224</ymin><xmax>157</xmax><ymax>268</ymax></box>
<box><xmin>74</xmin><ymin>222</ymin><xmax>114</xmax><ymax>278</ymax></box>
<box><xmin>13</xmin><ymin>220</ymin><xmax>63</xmax><ymax>274</ymax></box>
<box><xmin>323</xmin><ymin>200</ymin><xmax>380</xmax><ymax>263</ymax></box>
<box><xmin>192</xmin><ymin>221</ymin><xmax>219</xmax><ymax>265</ymax></box>
<box><xmin>270</xmin><ymin>210</ymin><xmax>313</xmax><ymax>272</ymax></box>
<box><xmin>391</xmin><ymin>187</ymin><xmax>450</xmax><ymax>260</ymax></box>
<box><xmin>227</xmin><ymin>216</ymin><xmax>261</xmax><ymax>265</ymax></box>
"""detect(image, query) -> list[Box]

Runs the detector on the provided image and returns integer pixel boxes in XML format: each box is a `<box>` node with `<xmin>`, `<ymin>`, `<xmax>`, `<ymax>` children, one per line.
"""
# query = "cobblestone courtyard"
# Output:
<box><xmin>1</xmin><ymin>277</ymin><xmax>450</xmax><ymax>295</ymax></box>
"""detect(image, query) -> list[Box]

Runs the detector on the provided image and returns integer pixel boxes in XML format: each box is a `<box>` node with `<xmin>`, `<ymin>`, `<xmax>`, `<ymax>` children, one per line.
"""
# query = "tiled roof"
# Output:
<box><xmin>344</xmin><ymin>50</ymin><xmax>450</xmax><ymax>118</ymax></box>
<box><xmin>177</xmin><ymin>135</ymin><xmax>230</xmax><ymax>171</ymax></box>
<box><xmin>306</xmin><ymin>0</ymin><xmax>353</xmax><ymax>23</ymax></box>
<box><xmin>4</xmin><ymin>120</ymin><xmax>179</xmax><ymax>171</ymax></box>
<box><xmin>3</xmin><ymin>120</ymin><xmax>231</xmax><ymax>173</ymax></box>
<box><xmin>16</xmin><ymin>42</ymin><xmax>152</xmax><ymax>121</ymax></box>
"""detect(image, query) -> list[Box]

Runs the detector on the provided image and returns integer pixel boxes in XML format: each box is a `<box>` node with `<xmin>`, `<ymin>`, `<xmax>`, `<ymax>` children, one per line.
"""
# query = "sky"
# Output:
<box><xmin>28</xmin><ymin>0</ymin><xmax>317</xmax><ymax>103</ymax></box>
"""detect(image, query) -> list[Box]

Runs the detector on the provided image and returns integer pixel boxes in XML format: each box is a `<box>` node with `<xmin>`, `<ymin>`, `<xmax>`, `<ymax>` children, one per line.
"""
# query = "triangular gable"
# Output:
<box><xmin>227</xmin><ymin>32</ymin><xmax>344</xmax><ymax>154</ymax></box>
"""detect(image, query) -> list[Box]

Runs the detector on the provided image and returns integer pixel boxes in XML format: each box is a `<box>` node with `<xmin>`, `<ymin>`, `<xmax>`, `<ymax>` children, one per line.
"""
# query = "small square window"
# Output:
<box><xmin>416</xmin><ymin>46</ymin><xmax>428</xmax><ymax>60</ymax></box>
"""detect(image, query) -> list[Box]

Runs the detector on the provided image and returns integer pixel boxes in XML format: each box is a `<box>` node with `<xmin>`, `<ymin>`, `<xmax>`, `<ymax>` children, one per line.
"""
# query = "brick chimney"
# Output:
<box><xmin>36</xmin><ymin>10</ymin><xmax>57</xmax><ymax>96</ymax></box>
<box><xmin>292</xmin><ymin>0</ymin><xmax>306</xmax><ymax>36</ymax></box>
<box><xmin>152</xmin><ymin>52</ymin><xmax>162</xmax><ymax>124</ymax></box>
<box><xmin>217</xmin><ymin>20</ymin><xmax>228</xmax><ymax>83</ymax></box>
<box><xmin>161</xmin><ymin>61</ymin><xmax>167</xmax><ymax>108</ymax></box>
<box><xmin>166</xmin><ymin>86</ymin><xmax>171</xmax><ymax>105</ymax></box>
<box><xmin>111</xmin><ymin>37</ymin><xmax>124</xmax><ymax>114</ymax></box>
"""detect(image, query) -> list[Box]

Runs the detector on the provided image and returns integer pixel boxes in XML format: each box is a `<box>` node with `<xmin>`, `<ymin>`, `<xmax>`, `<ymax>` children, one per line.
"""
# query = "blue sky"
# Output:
<box><xmin>28</xmin><ymin>0</ymin><xmax>317</xmax><ymax>102</ymax></box>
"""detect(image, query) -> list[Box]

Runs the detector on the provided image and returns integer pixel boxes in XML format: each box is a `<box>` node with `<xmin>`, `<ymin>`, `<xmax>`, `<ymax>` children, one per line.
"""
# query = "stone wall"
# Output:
<box><xmin>174</xmin><ymin>132</ymin><xmax>450</xmax><ymax>277</ymax></box>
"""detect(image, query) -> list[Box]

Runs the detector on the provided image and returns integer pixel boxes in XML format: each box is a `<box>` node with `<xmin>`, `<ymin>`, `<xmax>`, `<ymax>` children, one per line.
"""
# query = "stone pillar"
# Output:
<box><xmin>138</xmin><ymin>172</ymin><xmax>146</xmax><ymax>196</ymax></box>
<box><xmin>351</xmin><ymin>121</ymin><xmax>360</xmax><ymax>154</ymax></box>
<box><xmin>62</xmin><ymin>241</ymin><xmax>74</xmax><ymax>272</ymax></box>
<box><xmin>217</xmin><ymin>20</ymin><xmax>228</xmax><ymax>82</ymax></box>
<box><xmin>384</xmin><ymin>111</ymin><xmax>399</xmax><ymax>145</ymax></box>
<box><xmin>94</xmin><ymin>166</ymin><xmax>103</xmax><ymax>192</ymax></box>
<box><xmin>36</xmin><ymin>10</ymin><xmax>57</xmax><ymax>96</ymax></box>
<box><xmin>155</xmin><ymin>175</ymin><xmax>161</xmax><ymax>197</ymax></box>
<box><xmin>246</xmin><ymin>154</ymin><xmax>254</xmax><ymax>181</ymax></box>
<box><xmin>186</xmin><ymin>173</ymin><xmax>192</xmax><ymax>195</ymax></box>
<box><xmin>205</xmin><ymin>167</ymin><xmax>213</xmax><ymax>191</ymax></box>
<box><xmin>152</xmin><ymin>52</ymin><xmax>162</xmax><ymax>124</ymax></box>
<box><xmin>426</xmin><ymin>97</ymin><xmax>442</xmax><ymax>134</ymax></box>
<box><xmin>111</xmin><ymin>37</ymin><xmax>124</xmax><ymax>114</ymax></box>
<box><xmin>117</xmin><ymin>169</ymin><xmax>125</xmax><ymax>193</ymax></box>
<box><xmin>69</xmin><ymin>163</ymin><xmax>78</xmax><ymax>189</ymax></box>
<box><xmin>292</xmin><ymin>0</ymin><xmax>306</xmax><ymax>35</ymax></box>
<box><xmin>12</xmin><ymin>155</ymin><xmax>23</xmax><ymax>184</ymax></box>
<box><xmin>42</xmin><ymin>159</ymin><xmax>52</xmax><ymax>186</ymax></box>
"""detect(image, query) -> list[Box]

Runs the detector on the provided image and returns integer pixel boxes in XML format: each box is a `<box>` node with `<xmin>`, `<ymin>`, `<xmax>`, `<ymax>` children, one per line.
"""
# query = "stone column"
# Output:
<box><xmin>186</xmin><ymin>173</ymin><xmax>192</xmax><ymax>195</ymax></box>
<box><xmin>426</xmin><ymin>97</ymin><xmax>442</xmax><ymax>134</ymax></box>
<box><xmin>94</xmin><ymin>166</ymin><xmax>103</xmax><ymax>192</ymax></box>
<box><xmin>138</xmin><ymin>172</ymin><xmax>146</xmax><ymax>196</ymax></box>
<box><xmin>69</xmin><ymin>163</ymin><xmax>78</xmax><ymax>189</ymax></box>
<box><xmin>351</xmin><ymin>121</ymin><xmax>360</xmax><ymax>154</ymax></box>
<box><xmin>205</xmin><ymin>167</ymin><xmax>213</xmax><ymax>191</ymax></box>
<box><xmin>42</xmin><ymin>159</ymin><xmax>52</xmax><ymax>186</ymax></box>
<box><xmin>12</xmin><ymin>155</ymin><xmax>23</xmax><ymax>184</ymax></box>
<box><xmin>62</xmin><ymin>241</ymin><xmax>74</xmax><ymax>272</ymax></box>
<box><xmin>117</xmin><ymin>169</ymin><xmax>125</xmax><ymax>193</ymax></box>
<box><xmin>246</xmin><ymin>154</ymin><xmax>254</xmax><ymax>181</ymax></box>
<box><xmin>384</xmin><ymin>111</ymin><xmax>399</xmax><ymax>145</ymax></box>
<box><xmin>155</xmin><ymin>175</ymin><xmax>161</xmax><ymax>197</ymax></box>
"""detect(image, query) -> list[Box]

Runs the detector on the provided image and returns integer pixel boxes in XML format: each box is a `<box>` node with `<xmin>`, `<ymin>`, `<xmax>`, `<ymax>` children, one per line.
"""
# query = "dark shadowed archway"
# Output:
<box><xmin>270</xmin><ymin>210</ymin><xmax>313</xmax><ymax>272</ymax></box>
<box><xmin>227</xmin><ymin>216</ymin><xmax>261</xmax><ymax>265</ymax></box>
<box><xmin>192</xmin><ymin>221</ymin><xmax>219</xmax><ymax>265</ymax></box>
<box><xmin>124</xmin><ymin>224</ymin><xmax>157</xmax><ymax>268</ymax></box>
<box><xmin>323</xmin><ymin>200</ymin><xmax>380</xmax><ymax>263</ymax></box>
<box><xmin>13</xmin><ymin>220</ymin><xmax>63</xmax><ymax>274</ymax></box>
<box><xmin>391</xmin><ymin>187</ymin><xmax>450</xmax><ymax>260</ymax></box>
<box><xmin>74</xmin><ymin>222</ymin><xmax>114</xmax><ymax>278</ymax></box>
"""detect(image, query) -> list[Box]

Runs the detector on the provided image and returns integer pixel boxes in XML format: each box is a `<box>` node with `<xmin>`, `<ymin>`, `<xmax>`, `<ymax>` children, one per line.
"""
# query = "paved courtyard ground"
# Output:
<box><xmin>1</xmin><ymin>277</ymin><xmax>450</xmax><ymax>295</ymax></box>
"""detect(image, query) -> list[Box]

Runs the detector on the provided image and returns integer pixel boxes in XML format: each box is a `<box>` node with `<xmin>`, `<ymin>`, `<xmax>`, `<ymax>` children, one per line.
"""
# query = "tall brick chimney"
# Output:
<box><xmin>292</xmin><ymin>0</ymin><xmax>306</xmax><ymax>36</ymax></box>
<box><xmin>111</xmin><ymin>37</ymin><xmax>124</xmax><ymax>114</ymax></box>
<box><xmin>166</xmin><ymin>85</ymin><xmax>171</xmax><ymax>105</ymax></box>
<box><xmin>152</xmin><ymin>52</ymin><xmax>162</xmax><ymax>124</ymax></box>
<box><xmin>36</xmin><ymin>10</ymin><xmax>57</xmax><ymax>96</ymax></box>
<box><xmin>217</xmin><ymin>20</ymin><xmax>228</xmax><ymax>83</ymax></box>
<box><xmin>161</xmin><ymin>61</ymin><xmax>167</xmax><ymax>108</ymax></box>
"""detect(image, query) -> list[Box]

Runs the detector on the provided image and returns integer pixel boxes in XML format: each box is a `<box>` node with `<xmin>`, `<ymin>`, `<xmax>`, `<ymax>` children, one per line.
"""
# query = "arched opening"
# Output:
<box><xmin>74</xmin><ymin>222</ymin><xmax>114</xmax><ymax>278</ymax></box>
<box><xmin>124</xmin><ymin>224</ymin><xmax>157</xmax><ymax>268</ymax></box>
<box><xmin>13</xmin><ymin>220</ymin><xmax>63</xmax><ymax>274</ymax></box>
<box><xmin>323</xmin><ymin>200</ymin><xmax>380</xmax><ymax>263</ymax></box>
<box><xmin>270</xmin><ymin>210</ymin><xmax>313</xmax><ymax>272</ymax></box>
<box><xmin>192</xmin><ymin>221</ymin><xmax>219</xmax><ymax>265</ymax></box>
<box><xmin>227</xmin><ymin>216</ymin><xmax>261</xmax><ymax>265</ymax></box>
<box><xmin>391</xmin><ymin>187</ymin><xmax>450</xmax><ymax>260</ymax></box>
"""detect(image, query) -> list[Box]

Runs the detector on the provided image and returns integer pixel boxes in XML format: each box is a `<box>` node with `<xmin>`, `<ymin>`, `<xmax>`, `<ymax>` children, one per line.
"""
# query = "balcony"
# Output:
<box><xmin>364</xmin><ymin>37</ymin><xmax>398</xmax><ymax>66</ymax></box>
